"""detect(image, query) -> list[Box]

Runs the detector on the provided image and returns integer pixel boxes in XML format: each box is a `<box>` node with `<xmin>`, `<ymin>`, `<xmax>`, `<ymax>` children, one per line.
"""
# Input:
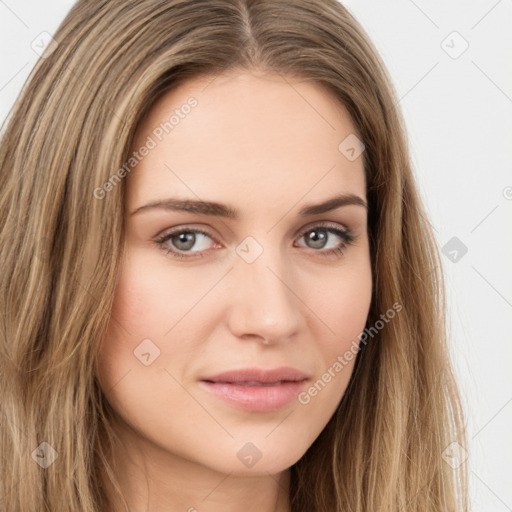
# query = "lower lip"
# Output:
<box><xmin>199</xmin><ymin>380</ymin><xmax>307</xmax><ymax>412</ymax></box>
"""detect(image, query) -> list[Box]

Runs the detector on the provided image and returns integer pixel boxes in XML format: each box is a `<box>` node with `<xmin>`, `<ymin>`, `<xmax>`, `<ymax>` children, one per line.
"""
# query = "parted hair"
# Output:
<box><xmin>0</xmin><ymin>1</ymin><xmax>468</xmax><ymax>510</ymax></box>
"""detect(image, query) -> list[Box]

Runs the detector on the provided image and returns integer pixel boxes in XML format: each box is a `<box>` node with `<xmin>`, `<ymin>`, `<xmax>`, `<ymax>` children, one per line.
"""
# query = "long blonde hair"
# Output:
<box><xmin>0</xmin><ymin>1</ymin><xmax>469</xmax><ymax>510</ymax></box>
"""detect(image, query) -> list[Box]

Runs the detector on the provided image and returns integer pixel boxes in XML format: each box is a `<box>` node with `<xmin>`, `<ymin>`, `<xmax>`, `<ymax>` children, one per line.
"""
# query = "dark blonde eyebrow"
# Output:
<box><xmin>130</xmin><ymin>193</ymin><xmax>368</xmax><ymax>218</ymax></box>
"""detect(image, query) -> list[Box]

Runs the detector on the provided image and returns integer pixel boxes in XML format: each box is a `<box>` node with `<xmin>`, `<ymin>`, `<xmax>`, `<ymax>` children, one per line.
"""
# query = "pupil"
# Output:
<box><xmin>307</xmin><ymin>229</ymin><xmax>327</xmax><ymax>249</ymax></box>
<box><xmin>174</xmin><ymin>232</ymin><xmax>195</xmax><ymax>250</ymax></box>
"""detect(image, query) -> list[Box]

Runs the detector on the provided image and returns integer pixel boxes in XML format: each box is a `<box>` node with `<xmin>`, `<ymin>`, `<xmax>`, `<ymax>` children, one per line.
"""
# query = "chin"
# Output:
<box><xmin>207</xmin><ymin>437</ymin><xmax>308</xmax><ymax>476</ymax></box>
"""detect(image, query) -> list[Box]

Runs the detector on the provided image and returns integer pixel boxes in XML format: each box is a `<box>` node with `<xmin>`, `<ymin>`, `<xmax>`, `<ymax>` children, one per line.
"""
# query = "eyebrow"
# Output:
<box><xmin>130</xmin><ymin>193</ymin><xmax>368</xmax><ymax>218</ymax></box>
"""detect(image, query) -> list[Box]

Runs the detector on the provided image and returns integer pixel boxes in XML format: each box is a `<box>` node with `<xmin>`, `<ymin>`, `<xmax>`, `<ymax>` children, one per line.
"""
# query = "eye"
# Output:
<box><xmin>295</xmin><ymin>224</ymin><xmax>356</xmax><ymax>258</ymax></box>
<box><xmin>153</xmin><ymin>223</ymin><xmax>357</xmax><ymax>260</ymax></box>
<box><xmin>154</xmin><ymin>227</ymin><xmax>219</xmax><ymax>259</ymax></box>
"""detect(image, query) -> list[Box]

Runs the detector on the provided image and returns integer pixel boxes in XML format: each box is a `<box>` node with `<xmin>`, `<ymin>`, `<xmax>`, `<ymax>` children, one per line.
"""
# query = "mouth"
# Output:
<box><xmin>198</xmin><ymin>367</ymin><xmax>310</xmax><ymax>412</ymax></box>
<box><xmin>204</xmin><ymin>380</ymin><xmax>295</xmax><ymax>386</ymax></box>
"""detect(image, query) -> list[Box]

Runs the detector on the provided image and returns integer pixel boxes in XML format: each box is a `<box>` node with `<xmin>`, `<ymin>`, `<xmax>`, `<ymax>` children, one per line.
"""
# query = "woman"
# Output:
<box><xmin>0</xmin><ymin>1</ymin><xmax>469</xmax><ymax>511</ymax></box>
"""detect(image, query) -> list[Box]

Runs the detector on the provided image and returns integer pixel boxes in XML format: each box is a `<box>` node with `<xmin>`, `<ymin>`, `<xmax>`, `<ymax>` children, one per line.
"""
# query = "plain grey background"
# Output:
<box><xmin>1</xmin><ymin>1</ymin><xmax>511</xmax><ymax>510</ymax></box>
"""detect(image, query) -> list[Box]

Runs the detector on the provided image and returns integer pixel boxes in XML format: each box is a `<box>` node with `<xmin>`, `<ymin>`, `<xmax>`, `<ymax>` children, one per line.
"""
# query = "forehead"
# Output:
<box><xmin>127</xmin><ymin>70</ymin><xmax>366</xmax><ymax>216</ymax></box>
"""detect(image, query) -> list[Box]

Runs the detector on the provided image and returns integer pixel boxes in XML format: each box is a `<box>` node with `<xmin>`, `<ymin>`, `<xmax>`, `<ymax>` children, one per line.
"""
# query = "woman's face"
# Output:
<box><xmin>97</xmin><ymin>69</ymin><xmax>372</xmax><ymax>477</ymax></box>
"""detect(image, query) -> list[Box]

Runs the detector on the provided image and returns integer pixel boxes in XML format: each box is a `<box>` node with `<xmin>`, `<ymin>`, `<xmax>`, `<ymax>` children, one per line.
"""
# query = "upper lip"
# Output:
<box><xmin>200</xmin><ymin>366</ymin><xmax>310</xmax><ymax>384</ymax></box>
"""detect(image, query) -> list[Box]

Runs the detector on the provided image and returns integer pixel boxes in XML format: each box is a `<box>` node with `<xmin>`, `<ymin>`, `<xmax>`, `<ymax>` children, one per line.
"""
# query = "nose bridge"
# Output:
<box><xmin>227</xmin><ymin>238</ymin><xmax>301</xmax><ymax>342</ymax></box>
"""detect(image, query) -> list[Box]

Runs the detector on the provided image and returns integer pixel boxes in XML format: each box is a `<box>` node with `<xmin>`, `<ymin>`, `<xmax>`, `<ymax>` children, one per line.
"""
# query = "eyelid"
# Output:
<box><xmin>156</xmin><ymin>225</ymin><xmax>220</xmax><ymax>242</ymax></box>
<box><xmin>155</xmin><ymin>220</ymin><xmax>351</xmax><ymax>243</ymax></box>
<box><xmin>292</xmin><ymin>220</ymin><xmax>350</xmax><ymax>239</ymax></box>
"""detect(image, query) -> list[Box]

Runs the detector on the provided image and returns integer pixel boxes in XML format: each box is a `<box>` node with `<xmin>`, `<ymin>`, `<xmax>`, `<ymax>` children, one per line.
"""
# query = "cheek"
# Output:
<box><xmin>95</xmin><ymin>255</ymin><xmax>206</xmax><ymax>446</ymax></box>
<box><xmin>108</xmin><ymin>248</ymin><xmax>218</xmax><ymax>338</ymax></box>
<box><xmin>289</xmin><ymin>256</ymin><xmax>372</xmax><ymax>412</ymax></box>
<box><xmin>97</xmin><ymin>249</ymin><xmax>225</xmax><ymax>390</ymax></box>
<box><xmin>309</xmin><ymin>257</ymin><xmax>373</xmax><ymax>353</ymax></box>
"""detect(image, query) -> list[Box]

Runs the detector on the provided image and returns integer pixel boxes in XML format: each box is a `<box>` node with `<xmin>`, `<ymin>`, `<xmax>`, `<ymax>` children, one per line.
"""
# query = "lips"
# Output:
<box><xmin>199</xmin><ymin>366</ymin><xmax>310</xmax><ymax>412</ymax></box>
<box><xmin>200</xmin><ymin>366</ymin><xmax>309</xmax><ymax>385</ymax></box>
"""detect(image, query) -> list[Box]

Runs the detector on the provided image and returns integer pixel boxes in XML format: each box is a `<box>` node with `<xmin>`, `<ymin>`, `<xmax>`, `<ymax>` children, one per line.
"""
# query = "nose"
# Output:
<box><xmin>225</xmin><ymin>245</ymin><xmax>302</xmax><ymax>345</ymax></box>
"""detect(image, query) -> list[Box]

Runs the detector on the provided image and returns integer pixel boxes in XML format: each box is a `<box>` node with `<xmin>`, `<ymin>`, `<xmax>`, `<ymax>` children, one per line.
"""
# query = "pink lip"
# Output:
<box><xmin>199</xmin><ymin>366</ymin><xmax>310</xmax><ymax>412</ymax></box>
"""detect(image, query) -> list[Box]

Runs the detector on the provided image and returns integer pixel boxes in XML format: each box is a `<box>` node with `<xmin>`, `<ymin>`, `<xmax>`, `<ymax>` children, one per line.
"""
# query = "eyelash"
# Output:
<box><xmin>153</xmin><ymin>223</ymin><xmax>356</xmax><ymax>260</ymax></box>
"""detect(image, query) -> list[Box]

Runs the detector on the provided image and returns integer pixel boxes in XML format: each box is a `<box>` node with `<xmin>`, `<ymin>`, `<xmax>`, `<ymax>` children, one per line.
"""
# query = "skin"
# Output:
<box><xmin>96</xmin><ymin>68</ymin><xmax>372</xmax><ymax>512</ymax></box>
